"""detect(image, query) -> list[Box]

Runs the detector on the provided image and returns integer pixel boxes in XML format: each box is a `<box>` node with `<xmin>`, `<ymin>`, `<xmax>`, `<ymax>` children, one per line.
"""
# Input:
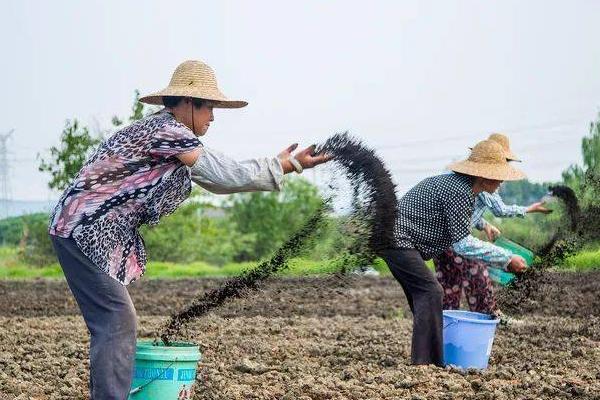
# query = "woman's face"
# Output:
<box><xmin>481</xmin><ymin>178</ymin><xmax>503</xmax><ymax>193</ymax></box>
<box><xmin>192</xmin><ymin>102</ymin><xmax>214</xmax><ymax>136</ymax></box>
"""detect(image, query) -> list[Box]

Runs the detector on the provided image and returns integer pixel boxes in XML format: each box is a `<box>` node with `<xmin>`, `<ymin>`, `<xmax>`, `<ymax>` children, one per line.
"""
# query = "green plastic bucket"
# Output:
<box><xmin>128</xmin><ymin>341</ymin><xmax>201</xmax><ymax>400</ymax></box>
<box><xmin>487</xmin><ymin>267</ymin><xmax>516</xmax><ymax>286</ymax></box>
<box><xmin>489</xmin><ymin>236</ymin><xmax>535</xmax><ymax>286</ymax></box>
<box><xmin>493</xmin><ymin>236</ymin><xmax>535</xmax><ymax>265</ymax></box>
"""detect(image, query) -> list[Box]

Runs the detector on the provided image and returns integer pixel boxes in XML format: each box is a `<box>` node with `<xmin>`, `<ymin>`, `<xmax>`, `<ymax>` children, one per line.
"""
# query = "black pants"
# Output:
<box><xmin>51</xmin><ymin>235</ymin><xmax>137</xmax><ymax>399</ymax></box>
<box><xmin>381</xmin><ymin>248</ymin><xmax>444</xmax><ymax>366</ymax></box>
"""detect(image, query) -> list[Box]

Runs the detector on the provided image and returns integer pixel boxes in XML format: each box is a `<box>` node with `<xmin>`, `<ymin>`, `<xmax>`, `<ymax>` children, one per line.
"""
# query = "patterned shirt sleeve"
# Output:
<box><xmin>452</xmin><ymin>235</ymin><xmax>512</xmax><ymax>270</ymax></box>
<box><xmin>442</xmin><ymin>190</ymin><xmax>474</xmax><ymax>244</ymax></box>
<box><xmin>479</xmin><ymin>191</ymin><xmax>527</xmax><ymax>218</ymax></box>
<box><xmin>149</xmin><ymin>123</ymin><xmax>201</xmax><ymax>159</ymax></box>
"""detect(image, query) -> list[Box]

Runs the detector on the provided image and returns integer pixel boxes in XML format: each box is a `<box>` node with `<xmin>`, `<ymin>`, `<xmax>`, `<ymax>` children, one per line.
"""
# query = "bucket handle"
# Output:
<box><xmin>443</xmin><ymin>319</ymin><xmax>459</xmax><ymax>330</ymax></box>
<box><xmin>129</xmin><ymin>359</ymin><xmax>177</xmax><ymax>396</ymax></box>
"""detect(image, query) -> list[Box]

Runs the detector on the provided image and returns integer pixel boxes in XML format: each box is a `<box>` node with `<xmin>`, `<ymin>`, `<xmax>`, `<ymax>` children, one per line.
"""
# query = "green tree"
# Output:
<box><xmin>111</xmin><ymin>89</ymin><xmax>153</xmax><ymax>126</ymax></box>
<box><xmin>0</xmin><ymin>213</ymin><xmax>48</xmax><ymax>246</ymax></box>
<box><xmin>499</xmin><ymin>179</ymin><xmax>550</xmax><ymax>205</ymax></box>
<box><xmin>227</xmin><ymin>177</ymin><xmax>323</xmax><ymax>261</ymax></box>
<box><xmin>38</xmin><ymin>90</ymin><xmax>153</xmax><ymax>191</ymax></box>
<box><xmin>141</xmin><ymin>189</ymin><xmax>255</xmax><ymax>265</ymax></box>
<box><xmin>37</xmin><ymin>119</ymin><xmax>102</xmax><ymax>191</ymax></box>
<box><xmin>562</xmin><ymin>113</ymin><xmax>600</xmax><ymax>206</ymax></box>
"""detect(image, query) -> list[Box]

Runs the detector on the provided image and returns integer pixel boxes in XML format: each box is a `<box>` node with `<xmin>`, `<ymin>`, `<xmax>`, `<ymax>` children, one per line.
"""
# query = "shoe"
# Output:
<box><xmin>495</xmin><ymin>310</ymin><xmax>524</xmax><ymax>327</ymax></box>
<box><xmin>352</xmin><ymin>266</ymin><xmax>380</xmax><ymax>276</ymax></box>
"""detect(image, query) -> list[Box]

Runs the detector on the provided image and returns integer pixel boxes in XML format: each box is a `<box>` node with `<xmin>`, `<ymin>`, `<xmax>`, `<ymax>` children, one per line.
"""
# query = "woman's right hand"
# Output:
<box><xmin>526</xmin><ymin>201</ymin><xmax>553</xmax><ymax>214</ymax></box>
<box><xmin>508</xmin><ymin>255</ymin><xmax>527</xmax><ymax>273</ymax></box>
<box><xmin>278</xmin><ymin>144</ymin><xmax>331</xmax><ymax>174</ymax></box>
<box><xmin>483</xmin><ymin>223</ymin><xmax>501</xmax><ymax>242</ymax></box>
<box><xmin>295</xmin><ymin>144</ymin><xmax>331</xmax><ymax>169</ymax></box>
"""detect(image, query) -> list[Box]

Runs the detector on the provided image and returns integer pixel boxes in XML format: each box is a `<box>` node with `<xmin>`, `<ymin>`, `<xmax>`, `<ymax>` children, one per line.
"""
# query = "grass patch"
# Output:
<box><xmin>562</xmin><ymin>248</ymin><xmax>600</xmax><ymax>271</ymax></box>
<box><xmin>145</xmin><ymin>257</ymin><xmax>393</xmax><ymax>279</ymax></box>
<box><xmin>0</xmin><ymin>247</ymin><xmax>64</xmax><ymax>278</ymax></box>
<box><xmin>5</xmin><ymin>243</ymin><xmax>595</xmax><ymax>280</ymax></box>
<box><xmin>0</xmin><ymin>245</ymin><xmax>393</xmax><ymax>279</ymax></box>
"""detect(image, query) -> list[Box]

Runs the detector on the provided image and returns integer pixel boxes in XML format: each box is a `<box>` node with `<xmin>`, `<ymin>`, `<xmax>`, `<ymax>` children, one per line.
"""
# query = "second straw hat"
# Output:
<box><xmin>448</xmin><ymin>140</ymin><xmax>526</xmax><ymax>181</ymax></box>
<box><xmin>488</xmin><ymin>133</ymin><xmax>520</xmax><ymax>162</ymax></box>
<box><xmin>139</xmin><ymin>60</ymin><xmax>248</xmax><ymax>109</ymax></box>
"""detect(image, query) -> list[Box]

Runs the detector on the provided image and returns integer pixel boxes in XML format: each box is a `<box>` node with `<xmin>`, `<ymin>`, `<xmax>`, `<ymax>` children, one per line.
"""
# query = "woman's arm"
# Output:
<box><xmin>452</xmin><ymin>235</ymin><xmax>512</xmax><ymax>270</ymax></box>
<box><xmin>452</xmin><ymin>235</ymin><xmax>527</xmax><ymax>273</ymax></box>
<box><xmin>479</xmin><ymin>191</ymin><xmax>527</xmax><ymax>218</ymax></box>
<box><xmin>176</xmin><ymin>144</ymin><xmax>329</xmax><ymax>194</ymax></box>
<box><xmin>188</xmin><ymin>147</ymin><xmax>284</xmax><ymax>194</ymax></box>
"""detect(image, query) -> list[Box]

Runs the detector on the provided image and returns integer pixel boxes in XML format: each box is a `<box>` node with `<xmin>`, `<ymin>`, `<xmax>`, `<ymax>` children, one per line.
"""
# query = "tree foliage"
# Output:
<box><xmin>498</xmin><ymin>179</ymin><xmax>550</xmax><ymax>205</ymax></box>
<box><xmin>140</xmin><ymin>189</ymin><xmax>255</xmax><ymax>265</ymax></box>
<box><xmin>227</xmin><ymin>177</ymin><xmax>324</xmax><ymax>261</ymax></box>
<box><xmin>562</xmin><ymin>113</ymin><xmax>600</xmax><ymax>207</ymax></box>
<box><xmin>38</xmin><ymin>90</ymin><xmax>152</xmax><ymax>191</ymax></box>
<box><xmin>37</xmin><ymin>120</ymin><xmax>101</xmax><ymax>191</ymax></box>
<box><xmin>111</xmin><ymin>90</ymin><xmax>151</xmax><ymax>127</ymax></box>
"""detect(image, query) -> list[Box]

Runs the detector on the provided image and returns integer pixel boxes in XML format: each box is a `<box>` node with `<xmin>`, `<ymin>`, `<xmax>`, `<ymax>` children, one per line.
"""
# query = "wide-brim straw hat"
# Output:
<box><xmin>139</xmin><ymin>60</ymin><xmax>248</xmax><ymax>109</ymax></box>
<box><xmin>448</xmin><ymin>139</ymin><xmax>526</xmax><ymax>181</ymax></box>
<box><xmin>488</xmin><ymin>133</ymin><xmax>521</xmax><ymax>162</ymax></box>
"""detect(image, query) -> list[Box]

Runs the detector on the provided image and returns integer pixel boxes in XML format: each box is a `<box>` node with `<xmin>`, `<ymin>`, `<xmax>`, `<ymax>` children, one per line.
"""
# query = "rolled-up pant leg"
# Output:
<box><xmin>381</xmin><ymin>248</ymin><xmax>444</xmax><ymax>367</ymax></box>
<box><xmin>51</xmin><ymin>235</ymin><xmax>137</xmax><ymax>400</ymax></box>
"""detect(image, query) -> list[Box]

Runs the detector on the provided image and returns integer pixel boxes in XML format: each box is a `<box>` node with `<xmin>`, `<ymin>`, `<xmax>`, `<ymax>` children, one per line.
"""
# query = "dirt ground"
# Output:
<box><xmin>1</xmin><ymin>271</ymin><xmax>599</xmax><ymax>399</ymax></box>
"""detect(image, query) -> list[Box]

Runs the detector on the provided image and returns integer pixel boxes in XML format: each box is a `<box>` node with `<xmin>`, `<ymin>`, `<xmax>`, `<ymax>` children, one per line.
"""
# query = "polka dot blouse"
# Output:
<box><xmin>394</xmin><ymin>173</ymin><xmax>476</xmax><ymax>260</ymax></box>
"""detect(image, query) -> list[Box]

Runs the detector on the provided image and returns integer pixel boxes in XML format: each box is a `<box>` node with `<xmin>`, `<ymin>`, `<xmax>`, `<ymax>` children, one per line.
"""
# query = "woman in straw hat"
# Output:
<box><xmin>381</xmin><ymin>139</ymin><xmax>526</xmax><ymax>366</ymax></box>
<box><xmin>48</xmin><ymin>60</ymin><xmax>329</xmax><ymax>399</ymax></box>
<box><xmin>433</xmin><ymin>133</ymin><xmax>552</xmax><ymax>318</ymax></box>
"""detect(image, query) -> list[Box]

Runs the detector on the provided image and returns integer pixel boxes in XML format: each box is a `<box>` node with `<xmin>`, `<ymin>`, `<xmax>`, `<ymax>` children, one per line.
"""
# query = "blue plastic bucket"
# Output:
<box><xmin>129</xmin><ymin>341</ymin><xmax>202</xmax><ymax>400</ymax></box>
<box><xmin>443</xmin><ymin>310</ymin><xmax>500</xmax><ymax>369</ymax></box>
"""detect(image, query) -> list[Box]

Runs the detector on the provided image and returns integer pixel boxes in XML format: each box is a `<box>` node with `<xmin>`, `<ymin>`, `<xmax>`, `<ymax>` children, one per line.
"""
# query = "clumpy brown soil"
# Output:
<box><xmin>1</xmin><ymin>272</ymin><xmax>600</xmax><ymax>399</ymax></box>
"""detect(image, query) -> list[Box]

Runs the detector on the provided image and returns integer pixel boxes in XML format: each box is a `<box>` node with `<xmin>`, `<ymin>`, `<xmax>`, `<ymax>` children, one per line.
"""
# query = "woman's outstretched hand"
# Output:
<box><xmin>526</xmin><ymin>201</ymin><xmax>553</xmax><ymax>214</ymax></box>
<box><xmin>278</xmin><ymin>144</ymin><xmax>332</xmax><ymax>174</ymax></box>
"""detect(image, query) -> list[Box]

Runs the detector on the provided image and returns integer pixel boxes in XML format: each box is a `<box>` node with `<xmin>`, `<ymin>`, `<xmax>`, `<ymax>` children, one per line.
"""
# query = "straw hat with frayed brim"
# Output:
<box><xmin>139</xmin><ymin>60</ymin><xmax>248</xmax><ymax>109</ymax></box>
<box><xmin>449</xmin><ymin>140</ymin><xmax>526</xmax><ymax>181</ymax></box>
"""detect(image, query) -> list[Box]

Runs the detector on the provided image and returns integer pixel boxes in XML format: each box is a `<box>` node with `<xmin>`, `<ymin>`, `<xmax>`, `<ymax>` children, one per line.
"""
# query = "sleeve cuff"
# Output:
<box><xmin>268</xmin><ymin>157</ymin><xmax>284</xmax><ymax>191</ymax></box>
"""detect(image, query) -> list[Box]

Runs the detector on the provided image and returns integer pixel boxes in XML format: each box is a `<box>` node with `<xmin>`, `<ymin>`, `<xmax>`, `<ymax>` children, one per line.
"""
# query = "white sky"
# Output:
<box><xmin>1</xmin><ymin>0</ymin><xmax>599</xmax><ymax>201</ymax></box>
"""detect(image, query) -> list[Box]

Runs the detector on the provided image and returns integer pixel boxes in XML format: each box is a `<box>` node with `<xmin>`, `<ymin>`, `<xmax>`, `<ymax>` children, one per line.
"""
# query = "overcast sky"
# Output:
<box><xmin>1</xmin><ymin>0</ymin><xmax>599</xmax><ymax>201</ymax></box>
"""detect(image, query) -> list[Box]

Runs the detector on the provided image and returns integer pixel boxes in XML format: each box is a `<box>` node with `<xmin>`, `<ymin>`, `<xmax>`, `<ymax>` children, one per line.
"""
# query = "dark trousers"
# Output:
<box><xmin>51</xmin><ymin>235</ymin><xmax>137</xmax><ymax>400</ymax></box>
<box><xmin>380</xmin><ymin>248</ymin><xmax>444</xmax><ymax>366</ymax></box>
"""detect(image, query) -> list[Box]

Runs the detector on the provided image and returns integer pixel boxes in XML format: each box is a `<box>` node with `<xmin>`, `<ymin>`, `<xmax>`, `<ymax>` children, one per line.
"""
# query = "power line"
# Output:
<box><xmin>370</xmin><ymin>119</ymin><xmax>585</xmax><ymax>151</ymax></box>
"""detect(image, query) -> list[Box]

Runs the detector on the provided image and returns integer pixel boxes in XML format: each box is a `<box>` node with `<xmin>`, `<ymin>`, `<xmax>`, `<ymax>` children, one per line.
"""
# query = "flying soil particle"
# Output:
<box><xmin>160</xmin><ymin>203</ymin><xmax>328</xmax><ymax>344</ymax></box>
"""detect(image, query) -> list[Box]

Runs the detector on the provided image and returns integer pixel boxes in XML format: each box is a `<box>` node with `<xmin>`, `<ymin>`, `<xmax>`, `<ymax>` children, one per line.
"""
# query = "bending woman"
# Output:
<box><xmin>381</xmin><ymin>139</ymin><xmax>526</xmax><ymax>366</ymax></box>
<box><xmin>48</xmin><ymin>60</ymin><xmax>329</xmax><ymax>399</ymax></box>
<box><xmin>434</xmin><ymin>133</ymin><xmax>551</xmax><ymax>315</ymax></box>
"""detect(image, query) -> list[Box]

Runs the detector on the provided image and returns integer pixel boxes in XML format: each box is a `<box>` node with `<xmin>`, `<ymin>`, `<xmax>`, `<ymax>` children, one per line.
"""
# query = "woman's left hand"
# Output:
<box><xmin>526</xmin><ymin>201</ymin><xmax>553</xmax><ymax>214</ymax></box>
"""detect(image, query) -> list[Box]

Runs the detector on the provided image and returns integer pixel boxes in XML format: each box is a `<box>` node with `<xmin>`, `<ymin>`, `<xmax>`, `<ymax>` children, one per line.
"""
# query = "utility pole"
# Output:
<box><xmin>0</xmin><ymin>129</ymin><xmax>14</xmax><ymax>219</ymax></box>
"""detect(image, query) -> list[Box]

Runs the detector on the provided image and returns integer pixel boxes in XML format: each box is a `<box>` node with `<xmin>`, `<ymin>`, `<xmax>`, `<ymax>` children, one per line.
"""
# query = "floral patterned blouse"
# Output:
<box><xmin>49</xmin><ymin>110</ymin><xmax>201</xmax><ymax>285</ymax></box>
